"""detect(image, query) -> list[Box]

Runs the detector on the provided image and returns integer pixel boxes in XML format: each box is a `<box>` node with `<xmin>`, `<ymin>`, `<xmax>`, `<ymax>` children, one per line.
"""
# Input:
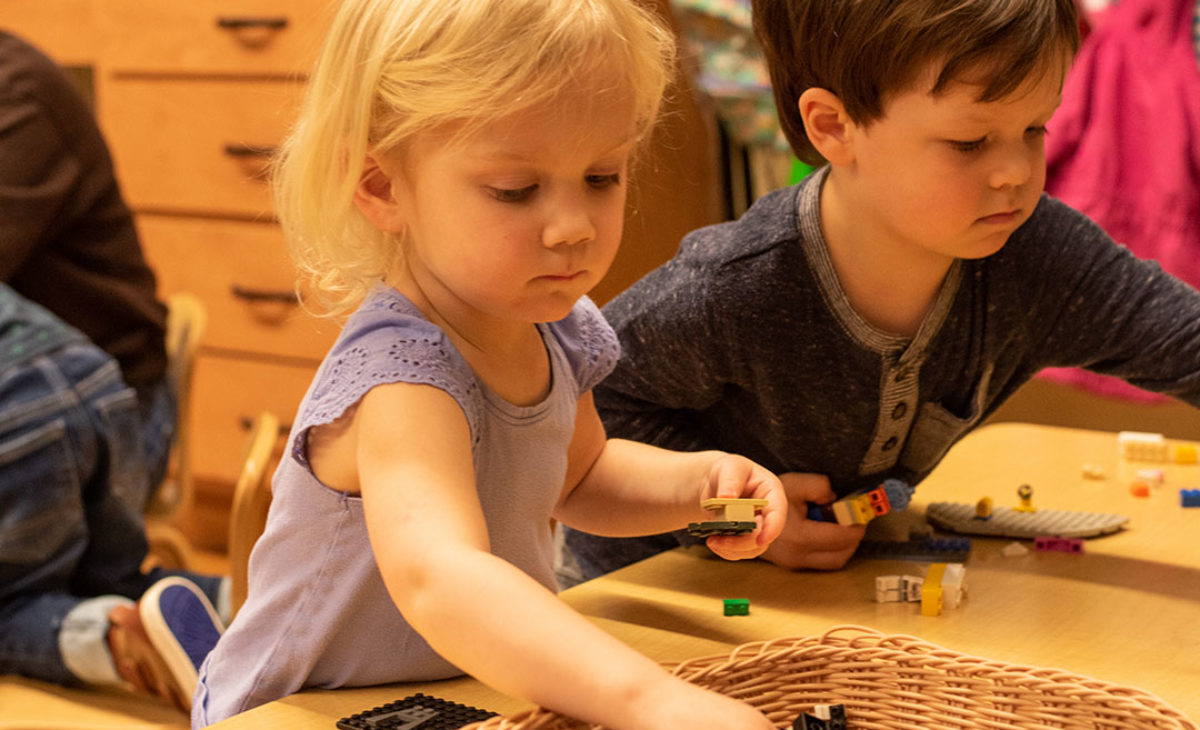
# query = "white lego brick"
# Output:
<box><xmin>1118</xmin><ymin>431</ymin><xmax>1168</xmax><ymax>461</ymax></box>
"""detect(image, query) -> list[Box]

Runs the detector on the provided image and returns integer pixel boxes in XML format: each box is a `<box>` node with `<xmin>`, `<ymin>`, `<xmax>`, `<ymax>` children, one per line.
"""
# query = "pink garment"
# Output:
<box><xmin>1041</xmin><ymin>0</ymin><xmax>1200</xmax><ymax>403</ymax></box>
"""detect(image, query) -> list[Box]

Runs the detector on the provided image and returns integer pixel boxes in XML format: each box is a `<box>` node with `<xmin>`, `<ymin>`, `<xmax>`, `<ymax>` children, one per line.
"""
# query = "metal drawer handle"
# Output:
<box><xmin>231</xmin><ymin>285</ymin><xmax>298</xmax><ymax>304</ymax></box>
<box><xmin>223</xmin><ymin>143</ymin><xmax>278</xmax><ymax>159</ymax></box>
<box><xmin>217</xmin><ymin>16</ymin><xmax>289</xmax><ymax>30</ymax></box>
<box><xmin>239</xmin><ymin>415</ymin><xmax>291</xmax><ymax>435</ymax></box>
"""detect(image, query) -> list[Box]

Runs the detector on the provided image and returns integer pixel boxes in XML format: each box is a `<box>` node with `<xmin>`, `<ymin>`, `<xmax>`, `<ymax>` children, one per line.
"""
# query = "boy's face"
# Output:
<box><xmin>845</xmin><ymin>61</ymin><xmax>1066</xmax><ymax>262</ymax></box>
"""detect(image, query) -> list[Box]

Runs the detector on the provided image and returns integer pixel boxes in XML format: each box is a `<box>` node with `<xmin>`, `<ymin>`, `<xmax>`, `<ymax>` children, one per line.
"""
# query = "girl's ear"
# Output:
<box><xmin>798</xmin><ymin>88</ymin><xmax>856</xmax><ymax>166</ymax></box>
<box><xmin>353</xmin><ymin>154</ymin><xmax>407</xmax><ymax>232</ymax></box>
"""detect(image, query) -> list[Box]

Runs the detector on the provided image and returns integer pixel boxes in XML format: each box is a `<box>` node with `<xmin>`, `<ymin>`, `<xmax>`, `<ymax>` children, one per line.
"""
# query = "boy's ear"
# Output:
<box><xmin>798</xmin><ymin>88</ymin><xmax>856</xmax><ymax>166</ymax></box>
<box><xmin>353</xmin><ymin>154</ymin><xmax>407</xmax><ymax>233</ymax></box>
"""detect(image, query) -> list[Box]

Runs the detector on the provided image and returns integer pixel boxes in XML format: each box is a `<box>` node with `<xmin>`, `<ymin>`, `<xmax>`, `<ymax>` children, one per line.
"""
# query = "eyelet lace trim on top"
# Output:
<box><xmin>294</xmin><ymin>291</ymin><xmax>484</xmax><ymax>465</ymax></box>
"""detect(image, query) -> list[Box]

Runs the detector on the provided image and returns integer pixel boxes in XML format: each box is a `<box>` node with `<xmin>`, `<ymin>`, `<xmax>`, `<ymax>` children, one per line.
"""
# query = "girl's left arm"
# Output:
<box><xmin>554</xmin><ymin>392</ymin><xmax>787</xmax><ymax>560</ymax></box>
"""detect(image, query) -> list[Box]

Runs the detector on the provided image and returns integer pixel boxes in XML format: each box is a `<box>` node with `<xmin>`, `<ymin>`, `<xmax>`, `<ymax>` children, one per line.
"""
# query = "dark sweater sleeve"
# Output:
<box><xmin>595</xmin><ymin>243</ymin><xmax>736</xmax><ymax>453</ymax></box>
<box><xmin>1020</xmin><ymin>196</ymin><xmax>1200</xmax><ymax>404</ymax></box>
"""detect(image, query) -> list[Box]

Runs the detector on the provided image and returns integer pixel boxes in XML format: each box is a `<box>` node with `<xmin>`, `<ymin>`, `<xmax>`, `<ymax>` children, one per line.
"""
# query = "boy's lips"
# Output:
<box><xmin>978</xmin><ymin>209</ymin><xmax>1020</xmax><ymax>225</ymax></box>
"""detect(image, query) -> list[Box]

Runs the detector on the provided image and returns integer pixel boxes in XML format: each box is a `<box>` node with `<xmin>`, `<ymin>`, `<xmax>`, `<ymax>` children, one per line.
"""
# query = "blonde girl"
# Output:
<box><xmin>192</xmin><ymin>1</ymin><xmax>785</xmax><ymax>728</ymax></box>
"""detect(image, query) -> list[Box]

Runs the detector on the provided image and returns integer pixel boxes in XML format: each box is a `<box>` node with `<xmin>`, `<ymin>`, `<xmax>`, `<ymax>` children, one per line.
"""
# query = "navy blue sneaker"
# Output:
<box><xmin>138</xmin><ymin>576</ymin><xmax>224</xmax><ymax>704</ymax></box>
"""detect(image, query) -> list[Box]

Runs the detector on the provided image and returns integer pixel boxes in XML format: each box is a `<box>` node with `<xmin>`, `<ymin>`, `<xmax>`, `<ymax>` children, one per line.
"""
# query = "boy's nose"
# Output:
<box><xmin>989</xmin><ymin>146</ymin><xmax>1034</xmax><ymax>189</ymax></box>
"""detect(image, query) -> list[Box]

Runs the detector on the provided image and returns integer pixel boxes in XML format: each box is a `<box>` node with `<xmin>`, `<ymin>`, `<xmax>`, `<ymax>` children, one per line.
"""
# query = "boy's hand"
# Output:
<box><xmin>699</xmin><ymin>455</ymin><xmax>787</xmax><ymax>561</ymax></box>
<box><xmin>760</xmin><ymin>472</ymin><xmax>865</xmax><ymax>570</ymax></box>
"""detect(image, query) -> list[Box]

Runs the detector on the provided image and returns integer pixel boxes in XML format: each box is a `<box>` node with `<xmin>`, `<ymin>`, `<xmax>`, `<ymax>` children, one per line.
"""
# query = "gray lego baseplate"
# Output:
<box><xmin>925</xmin><ymin>502</ymin><xmax>1129</xmax><ymax>539</ymax></box>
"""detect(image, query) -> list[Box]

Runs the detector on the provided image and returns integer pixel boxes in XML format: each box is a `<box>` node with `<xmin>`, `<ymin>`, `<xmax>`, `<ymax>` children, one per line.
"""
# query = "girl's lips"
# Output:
<box><xmin>541</xmin><ymin>271</ymin><xmax>584</xmax><ymax>281</ymax></box>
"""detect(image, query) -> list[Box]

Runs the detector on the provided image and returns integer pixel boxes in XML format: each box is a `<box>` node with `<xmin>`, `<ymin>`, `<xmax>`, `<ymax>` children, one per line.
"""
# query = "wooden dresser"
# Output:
<box><xmin>2</xmin><ymin>0</ymin><xmax>724</xmax><ymax>552</ymax></box>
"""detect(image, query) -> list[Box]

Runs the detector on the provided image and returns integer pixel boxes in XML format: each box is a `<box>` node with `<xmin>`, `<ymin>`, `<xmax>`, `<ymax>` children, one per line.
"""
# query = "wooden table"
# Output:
<box><xmin>563</xmin><ymin>423</ymin><xmax>1200</xmax><ymax>720</ymax></box>
<box><xmin>211</xmin><ymin>424</ymin><xmax>1200</xmax><ymax>727</ymax></box>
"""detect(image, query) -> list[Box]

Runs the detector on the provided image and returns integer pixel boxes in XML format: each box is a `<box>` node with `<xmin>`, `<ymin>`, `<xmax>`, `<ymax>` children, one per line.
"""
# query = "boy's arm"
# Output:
<box><xmin>357</xmin><ymin>383</ymin><xmax>772</xmax><ymax>730</ymax></box>
<box><xmin>1025</xmin><ymin>201</ymin><xmax>1200</xmax><ymax>403</ymax></box>
<box><xmin>595</xmin><ymin>266</ymin><xmax>733</xmax><ymax>453</ymax></box>
<box><xmin>554</xmin><ymin>393</ymin><xmax>786</xmax><ymax>560</ymax></box>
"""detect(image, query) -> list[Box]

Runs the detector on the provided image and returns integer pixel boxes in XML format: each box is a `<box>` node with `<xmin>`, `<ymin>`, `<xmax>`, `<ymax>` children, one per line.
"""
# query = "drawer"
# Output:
<box><xmin>97</xmin><ymin>0</ymin><xmax>329</xmax><ymax>76</ymax></box>
<box><xmin>189</xmin><ymin>353</ymin><xmax>313</xmax><ymax>484</ymax></box>
<box><xmin>138</xmin><ymin>213</ymin><xmax>340</xmax><ymax>361</ymax></box>
<box><xmin>0</xmin><ymin>1</ymin><xmax>99</xmax><ymax>66</ymax></box>
<box><xmin>99</xmin><ymin>77</ymin><xmax>303</xmax><ymax>219</ymax></box>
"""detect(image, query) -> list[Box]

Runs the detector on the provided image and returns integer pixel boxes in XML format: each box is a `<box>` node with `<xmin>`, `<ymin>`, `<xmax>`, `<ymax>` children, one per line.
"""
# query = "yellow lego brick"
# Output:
<box><xmin>1172</xmin><ymin>443</ymin><xmax>1198</xmax><ymax>464</ymax></box>
<box><xmin>849</xmin><ymin>494</ymin><xmax>874</xmax><ymax>524</ymax></box>
<box><xmin>921</xmin><ymin>563</ymin><xmax>946</xmax><ymax>616</ymax></box>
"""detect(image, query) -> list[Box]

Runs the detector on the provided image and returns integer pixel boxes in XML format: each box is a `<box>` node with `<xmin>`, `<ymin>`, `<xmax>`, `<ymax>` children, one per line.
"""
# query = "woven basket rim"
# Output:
<box><xmin>467</xmin><ymin>625</ymin><xmax>1198</xmax><ymax>730</ymax></box>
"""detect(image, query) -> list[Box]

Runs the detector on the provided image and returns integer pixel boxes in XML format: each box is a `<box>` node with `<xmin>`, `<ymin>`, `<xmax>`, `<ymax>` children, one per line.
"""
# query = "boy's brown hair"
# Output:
<box><xmin>752</xmin><ymin>0</ymin><xmax>1080</xmax><ymax>165</ymax></box>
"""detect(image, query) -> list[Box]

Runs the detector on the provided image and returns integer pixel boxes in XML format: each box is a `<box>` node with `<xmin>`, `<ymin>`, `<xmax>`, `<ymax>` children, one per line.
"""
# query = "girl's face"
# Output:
<box><xmin>385</xmin><ymin>79</ymin><xmax>639</xmax><ymax>331</ymax></box>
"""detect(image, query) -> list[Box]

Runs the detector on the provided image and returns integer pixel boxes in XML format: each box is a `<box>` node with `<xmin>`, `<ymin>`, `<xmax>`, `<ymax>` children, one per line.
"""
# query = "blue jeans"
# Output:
<box><xmin>0</xmin><ymin>343</ymin><xmax>221</xmax><ymax>685</ymax></box>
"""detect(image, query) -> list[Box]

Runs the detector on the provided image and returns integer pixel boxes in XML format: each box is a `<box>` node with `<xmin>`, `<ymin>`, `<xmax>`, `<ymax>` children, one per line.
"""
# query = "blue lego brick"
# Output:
<box><xmin>853</xmin><ymin>537</ymin><xmax>972</xmax><ymax>562</ymax></box>
<box><xmin>1181</xmin><ymin>489</ymin><xmax>1200</xmax><ymax>507</ymax></box>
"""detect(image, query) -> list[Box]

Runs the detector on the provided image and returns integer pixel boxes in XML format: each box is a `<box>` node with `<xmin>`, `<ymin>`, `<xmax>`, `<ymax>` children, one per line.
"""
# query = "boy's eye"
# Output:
<box><xmin>949</xmin><ymin>137</ymin><xmax>986</xmax><ymax>153</ymax></box>
<box><xmin>487</xmin><ymin>185</ymin><xmax>537</xmax><ymax>203</ymax></box>
<box><xmin>1026</xmin><ymin>125</ymin><xmax>1049</xmax><ymax>139</ymax></box>
<box><xmin>586</xmin><ymin>173</ymin><xmax>622</xmax><ymax>189</ymax></box>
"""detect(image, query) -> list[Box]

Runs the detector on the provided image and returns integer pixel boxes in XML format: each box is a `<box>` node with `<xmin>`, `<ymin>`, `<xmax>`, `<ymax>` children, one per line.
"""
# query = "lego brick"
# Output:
<box><xmin>1001</xmin><ymin>541</ymin><xmax>1030</xmax><ymax>557</ymax></box>
<box><xmin>925</xmin><ymin>502</ymin><xmax>1128</xmax><ymax>539</ymax></box>
<box><xmin>686</xmin><ymin>520</ymin><xmax>757</xmax><ymax>537</ymax></box>
<box><xmin>1118</xmin><ymin>431</ymin><xmax>1169</xmax><ymax>461</ymax></box>
<box><xmin>848</xmin><ymin>494</ymin><xmax>874</xmax><ymax>523</ymax></box>
<box><xmin>807</xmin><ymin>479</ymin><xmax>915</xmax><ymax>524</ymax></box>
<box><xmin>868</xmin><ymin>486</ymin><xmax>891</xmax><ymax>515</ymax></box>
<box><xmin>337</xmin><ymin>693</ymin><xmax>496</xmax><ymax>730</ymax></box>
<box><xmin>1173</xmin><ymin>443</ymin><xmax>1199</xmax><ymax>463</ymax></box>
<box><xmin>1034</xmin><ymin>536</ymin><xmax>1084</xmax><ymax>553</ymax></box>
<box><xmin>723</xmin><ymin>598</ymin><xmax>749</xmax><ymax>616</ymax></box>
<box><xmin>1130</xmin><ymin>482</ymin><xmax>1151</xmax><ymax>498</ymax></box>
<box><xmin>1181</xmin><ymin>489</ymin><xmax>1200</xmax><ymax>507</ymax></box>
<box><xmin>875</xmin><ymin>575</ymin><xmax>903</xmax><ymax>602</ymax></box>
<box><xmin>1135</xmin><ymin>468</ymin><xmax>1165</xmax><ymax>485</ymax></box>
<box><xmin>793</xmin><ymin>715</ymin><xmax>827</xmax><ymax>730</ymax></box>
<box><xmin>829</xmin><ymin>499</ymin><xmax>853</xmax><ymax>525</ymax></box>
<box><xmin>793</xmin><ymin>705</ymin><xmax>846</xmax><ymax>730</ymax></box>
<box><xmin>875</xmin><ymin>574</ymin><xmax>923</xmax><ymax>602</ymax></box>
<box><xmin>1014</xmin><ymin>484</ymin><xmax>1035</xmax><ymax>512</ymax></box>
<box><xmin>921</xmin><ymin>563</ymin><xmax>946</xmax><ymax>616</ymax></box>
<box><xmin>941</xmin><ymin>563</ymin><xmax>966</xmax><ymax>609</ymax></box>
<box><xmin>854</xmin><ymin>537</ymin><xmax>972</xmax><ymax>562</ymax></box>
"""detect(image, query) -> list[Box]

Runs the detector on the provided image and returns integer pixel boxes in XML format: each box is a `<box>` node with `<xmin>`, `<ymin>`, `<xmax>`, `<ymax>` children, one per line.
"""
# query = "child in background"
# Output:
<box><xmin>192</xmin><ymin>0</ymin><xmax>785</xmax><ymax>727</ymax></box>
<box><xmin>564</xmin><ymin>0</ymin><xmax>1200</xmax><ymax>579</ymax></box>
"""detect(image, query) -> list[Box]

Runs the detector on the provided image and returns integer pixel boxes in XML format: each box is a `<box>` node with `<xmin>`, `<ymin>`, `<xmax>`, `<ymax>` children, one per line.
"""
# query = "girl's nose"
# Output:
<box><xmin>542</xmin><ymin>198</ymin><xmax>596</xmax><ymax>248</ymax></box>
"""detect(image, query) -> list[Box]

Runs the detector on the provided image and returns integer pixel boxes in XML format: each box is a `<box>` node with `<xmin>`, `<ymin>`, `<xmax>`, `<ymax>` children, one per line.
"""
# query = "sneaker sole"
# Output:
<box><xmin>139</xmin><ymin>577</ymin><xmax>224</xmax><ymax>699</ymax></box>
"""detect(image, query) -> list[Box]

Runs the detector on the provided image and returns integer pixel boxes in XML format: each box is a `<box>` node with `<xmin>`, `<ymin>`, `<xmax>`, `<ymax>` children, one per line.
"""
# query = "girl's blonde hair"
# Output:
<box><xmin>275</xmin><ymin>0</ymin><xmax>676</xmax><ymax>316</ymax></box>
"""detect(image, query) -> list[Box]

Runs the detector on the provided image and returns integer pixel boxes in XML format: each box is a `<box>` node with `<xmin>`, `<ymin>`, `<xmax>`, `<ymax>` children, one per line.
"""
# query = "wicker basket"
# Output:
<box><xmin>466</xmin><ymin>625</ymin><xmax>1196</xmax><ymax>729</ymax></box>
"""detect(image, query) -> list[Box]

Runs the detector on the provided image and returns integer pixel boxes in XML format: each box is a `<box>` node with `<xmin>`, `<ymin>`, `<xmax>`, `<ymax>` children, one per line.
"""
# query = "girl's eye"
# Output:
<box><xmin>1026</xmin><ymin>125</ymin><xmax>1049</xmax><ymax>139</ymax></box>
<box><xmin>949</xmin><ymin>137</ymin><xmax>986</xmax><ymax>153</ymax></box>
<box><xmin>586</xmin><ymin>173</ymin><xmax>622</xmax><ymax>189</ymax></box>
<box><xmin>488</xmin><ymin>185</ymin><xmax>537</xmax><ymax>203</ymax></box>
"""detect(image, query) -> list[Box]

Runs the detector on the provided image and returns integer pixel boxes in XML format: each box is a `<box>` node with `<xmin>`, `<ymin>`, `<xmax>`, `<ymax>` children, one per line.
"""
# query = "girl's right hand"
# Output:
<box><xmin>627</xmin><ymin>678</ymin><xmax>775</xmax><ymax>730</ymax></box>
